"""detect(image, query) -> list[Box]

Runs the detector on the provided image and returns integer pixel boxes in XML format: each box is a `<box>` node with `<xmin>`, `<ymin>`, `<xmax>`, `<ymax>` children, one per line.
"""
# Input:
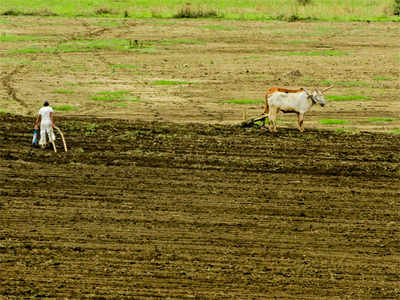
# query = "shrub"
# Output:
<box><xmin>174</xmin><ymin>5</ymin><xmax>219</xmax><ymax>18</ymax></box>
<box><xmin>297</xmin><ymin>0</ymin><xmax>312</xmax><ymax>5</ymax></box>
<box><xmin>95</xmin><ymin>7</ymin><xmax>114</xmax><ymax>15</ymax></box>
<box><xmin>394</xmin><ymin>0</ymin><xmax>400</xmax><ymax>15</ymax></box>
<box><xmin>1</xmin><ymin>9</ymin><xmax>57</xmax><ymax>16</ymax></box>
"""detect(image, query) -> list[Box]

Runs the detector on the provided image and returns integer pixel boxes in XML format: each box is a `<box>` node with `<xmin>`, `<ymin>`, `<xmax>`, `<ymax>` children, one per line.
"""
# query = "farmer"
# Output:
<box><xmin>34</xmin><ymin>101</ymin><xmax>55</xmax><ymax>149</ymax></box>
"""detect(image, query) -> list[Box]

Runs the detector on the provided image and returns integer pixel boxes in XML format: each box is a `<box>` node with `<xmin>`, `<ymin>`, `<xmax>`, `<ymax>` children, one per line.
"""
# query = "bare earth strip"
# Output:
<box><xmin>0</xmin><ymin>114</ymin><xmax>399</xmax><ymax>299</ymax></box>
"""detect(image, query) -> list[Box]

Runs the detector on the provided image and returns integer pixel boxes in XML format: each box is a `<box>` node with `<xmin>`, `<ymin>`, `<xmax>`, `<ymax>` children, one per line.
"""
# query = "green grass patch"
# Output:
<box><xmin>373</xmin><ymin>76</ymin><xmax>391</xmax><ymax>81</ymax></box>
<box><xmin>124</xmin><ymin>97</ymin><xmax>140</xmax><ymax>102</ymax></box>
<box><xmin>90</xmin><ymin>90</ymin><xmax>140</xmax><ymax>103</ymax></box>
<box><xmin>113</xmin><ymin>102</ymin><xmax>128</xmax><ymax>108</ymax></box>
<box><xmin>391</xmin><ymin>129</ymin><xmax>400</xmax><ymax>134</ymax></box>
<box><xmin>93</xmin><ymin>20</ymin><xmax>123</xmax><ymax>27</ymax></box>
<box><xmin>367</xmin><ymin>117</ymin><xmax>393</xmax><ymax>123</ymax></box>
<box><xmin>90</xmin><ymin>90</ymin><xmax>131</xmax><ymax>101</ymax></box>
<box><xmin>53</xmin><ymin>105</ymin><xmax>77</xmax><ymax>111</ymax></box>
<box><xmin>151</xmin><ymin>80</ymin><xmax>197</xmax><ymax>85</ymax></box>
<box><xmin>319</xmin><ymin>119</ymin><xmax>350</xmax><ymax>125</ymax></box>
<box><xmin>320</xmin><ymin>80</ymin><xmax>370</xmax><ymax>87</ymax></box>
<box><xmin>222</xmin><ymin>99</ymin><xmax>264</xmax><ymax>104</ymax></box>
<box><xmin>326</xmin><ymin>95</ymin><xmax>370</xmax><ymax>101</ymax></box>
<box><xmin>0</xmin><ymin>109</ymin><xmax>7</xmax><ymax>114</ymax></box>
<box><xmin>9</xmin><ymin>39</ymin><xmax>154</xmax><ymax>54</ymax></box>
<box><xmin>279</xmin><ymin>50</ymin><xmax>348</xmax><ymax>56</ymax></box>
<box><xmin>202</xmin><ymin>25</ymin><xmax>235</xmax><ymax>31</ymax></box>
<box><xmin>0</xmin><ymin>33</ymin><xmax>43</xmax><ymax>42</ymax></box>
<box><xmin>53</xmin><ymin>89</ymin><xmax>75</xmax><ymax>94</ymax></box>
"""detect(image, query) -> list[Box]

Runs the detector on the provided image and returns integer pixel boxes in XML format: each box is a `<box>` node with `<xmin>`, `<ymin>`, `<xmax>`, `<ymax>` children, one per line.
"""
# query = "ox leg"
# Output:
<box><xmin>262</xmin><ymin>105</ymin><xmax>269</xmax><ymax>128</ymax></box>
<box><xmin>268</xmin><ymin>114</ymin><xmax>274</xmax><ymax>133</ymax></box>
<box><xmin>298</xmin><ymin>113</ymin><xmax>305</xmax><ymax>132</ymax></box>
<box><xmin>296</xmin><ymin>112</ymin><xmax>301</xmax><ymax>131</ymax></box>
<box><xmin>269</xmin><ymin>108</ymin><xmax>278</xmax><ymax>133</ymax></box>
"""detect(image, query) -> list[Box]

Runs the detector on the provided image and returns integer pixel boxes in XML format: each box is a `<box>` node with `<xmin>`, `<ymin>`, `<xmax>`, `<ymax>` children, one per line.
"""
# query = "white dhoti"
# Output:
<box><xmin>39</xmin><ymin>120</ymin><xmax>55</xmax><ymax>146</ymax></box>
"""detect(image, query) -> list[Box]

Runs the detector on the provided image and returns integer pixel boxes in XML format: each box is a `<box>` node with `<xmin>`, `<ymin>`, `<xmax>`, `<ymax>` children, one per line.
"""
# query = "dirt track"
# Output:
<box><xmin>1</xmin><ymin>113</ymin><xmax>399</xmax><ymax>299</ymax></box>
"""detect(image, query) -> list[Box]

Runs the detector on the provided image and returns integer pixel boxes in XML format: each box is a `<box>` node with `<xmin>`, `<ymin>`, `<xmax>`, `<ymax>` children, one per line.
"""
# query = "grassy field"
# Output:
<box><xmin>1</xmin><ymin>0</ymin><xmax>400</xmax><ymax>21</ymax></box>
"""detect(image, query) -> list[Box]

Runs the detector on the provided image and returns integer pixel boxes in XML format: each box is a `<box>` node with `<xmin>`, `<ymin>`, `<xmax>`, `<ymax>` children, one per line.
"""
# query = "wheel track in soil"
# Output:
<box><xmin>1</xmin><ymin>65</ymin><xmax>27</xmax><ymax>108</ymax></box>
<box><xmin>53</xmin><ymin>20</ymin><xmax>111</xmax><ymax>64</ymax></box>
<box><xmin>1</xmin><ymin>21</ymin><xmax>112</xmax><ymax>109</ymax></box>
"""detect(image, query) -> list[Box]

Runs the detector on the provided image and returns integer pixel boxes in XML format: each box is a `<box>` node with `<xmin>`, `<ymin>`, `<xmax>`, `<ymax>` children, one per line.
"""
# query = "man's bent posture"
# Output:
<box><xmin>35</xmin><ymin>101</ymin><xmax>56</xmax><ymax>149</ymax></box>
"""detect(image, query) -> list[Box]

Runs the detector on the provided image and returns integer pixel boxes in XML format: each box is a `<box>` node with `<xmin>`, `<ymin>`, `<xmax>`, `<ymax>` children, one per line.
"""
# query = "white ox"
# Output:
<box><xmin>266</xmin><ymin>87</ymin><xmax>332</xmax><ymax>132</ymax></box>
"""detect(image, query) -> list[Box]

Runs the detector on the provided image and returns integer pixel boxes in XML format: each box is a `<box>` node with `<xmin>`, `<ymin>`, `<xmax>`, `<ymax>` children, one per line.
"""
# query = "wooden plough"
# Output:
<box><xmin>52</xmin><ymin>126</ymin><xmax>68</xmax><ymax>153</ymax></box>
<box><xmin>241</xmin><ymin>114</ymin><xmax>268</xmax><ymax>128</ymax></box>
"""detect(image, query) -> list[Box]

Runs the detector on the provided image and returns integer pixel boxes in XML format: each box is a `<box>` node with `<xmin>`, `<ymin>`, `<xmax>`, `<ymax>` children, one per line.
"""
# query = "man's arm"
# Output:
<box><xmin>50</xmin><ymin>111</ymin><xmax>55</xmax><ymax>128</ymax></box>
<box><xmin>34</xmin><ymin>115</ymin><xmax>41</xmax><ymax>130</ymax></box>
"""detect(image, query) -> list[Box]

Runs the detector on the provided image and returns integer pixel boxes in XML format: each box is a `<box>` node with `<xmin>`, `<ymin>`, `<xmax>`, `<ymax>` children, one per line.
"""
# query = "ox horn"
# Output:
<box><xmin>313</xmin><ymin>87</ymin><xmax>322</xmax><ymax>94</ymax></box>
<box><xmin>321</xmin><ymin>85</ymin><xmax>334</xmax><ymax>93</ymax></box>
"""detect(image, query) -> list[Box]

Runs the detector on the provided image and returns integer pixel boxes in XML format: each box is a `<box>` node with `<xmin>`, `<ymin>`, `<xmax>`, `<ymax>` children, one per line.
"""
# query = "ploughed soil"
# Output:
<box><xmin>1</xmin><ymin>113</ymin><xmax>399</xmax><ymax>299</ymax></box>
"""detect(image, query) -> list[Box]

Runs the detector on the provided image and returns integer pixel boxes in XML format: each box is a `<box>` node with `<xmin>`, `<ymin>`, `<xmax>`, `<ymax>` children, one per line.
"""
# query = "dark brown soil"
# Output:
<box><xmin>1</xmin><ymin>113</ymin><xmax>399</xmax><ymax>299</ymax></box>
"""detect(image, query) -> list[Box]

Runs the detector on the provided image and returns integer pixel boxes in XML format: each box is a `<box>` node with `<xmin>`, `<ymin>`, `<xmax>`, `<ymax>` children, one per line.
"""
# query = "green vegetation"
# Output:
<box><xmin>392</xmin><ymin>128</ymin><xmax>400</xmax><ymax>134</ymax></box>
<box><xmin>394</xmin><ymin>0</ymin><xmax>400</xmax><ymax>15</ymax></box>
<box><xmin>151</xmin><ymin>80</ymin><xmax>197</xmax><ymax>85</ymax></box>
<box><xmin>93</xmin><ymin>20</ymin><xmax>123</xmax><ymax>27</ymax></box>
<box><xmin>320</xmin><ymin>80</ymin><xmax>369</xmax><ymax>87</ymax></box>
<box><xmin>90</xmin><ymin>91</ymin><xmax>140</xmax><ymax>103</ymax></box>
<box><xmin>0</xmin><ymin>109</ymin><xmax>6</xmax><ymax>114</ymax></box>
<box><xmin>90</xmin><ymin>91</ymin><xmax>130</xmax><ymax>101</ymax></box>
<box><xmin>319</xmin><ymin>119</ymin><xmax>350</xmax><ymax>125</ymax></box>
<box><xmin>83</xmin><ymin>122</ymin><xmax>97</xmax><ymax>136</ymax></box>
<box><xmin>53</xmin><ymin>105</ymin><xmax>77</xmax><ymax>111</ymax></box>
<box><xmin>202</xmin><ymin>25</ymin><xmax>235</xmax><ymax>31</ymax></box>
<box><xmin>373</xmin><ymin>76</ymin><xmax>392</xmax><ymax>81</ymax></box>
<box><xmin>53</xmin><ymin>89</ymin><xmax>75</xmax><ymax>94</ymax></box>
<box><xmin>367</xmin><ymin>117</ymin><xmax>393</xmax><ymax>123</ymax></box>
<box><xmin>0</xmin><ymin>33</ymin><xmax>43</xmax><ymax>42</ymax></box>
<box><xmin>1</xmin><ymin>0</ymin><xmax>399</xmax><ymax>21</ymax></box>
<box><xmin>222</xmin><ymin>99</ymin><xmax>263</xmax><ymax>104</ymax></box>
<box><xmin>326</xmin><ymin>95</ymin><xmax>370</xmax><ymax>101</ymax></box>
<box><xmin>173</xmin><ymin>6</ymin><xmax>219</xmax><ymax>18</ymax></box>
<box><xmin>9</xmin><ymin>39</ymin><xmax>154</xmax><ymax>54</ymax></box>
<box><xmin>113</xmin><ymin>102</ymin><xmax>128</xmax><ymax>108</ymax></box>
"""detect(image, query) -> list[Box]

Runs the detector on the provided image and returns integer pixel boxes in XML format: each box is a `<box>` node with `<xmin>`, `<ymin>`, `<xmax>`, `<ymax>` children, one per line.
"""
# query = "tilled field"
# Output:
<box><xmin>0</xmin><ymin>113</ymin><xmax>399</xmax><ymax>299</ymax></box>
